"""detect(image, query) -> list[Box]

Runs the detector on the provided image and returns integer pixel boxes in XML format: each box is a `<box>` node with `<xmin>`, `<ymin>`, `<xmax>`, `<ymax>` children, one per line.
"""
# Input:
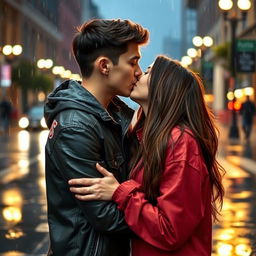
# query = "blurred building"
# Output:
<box><xmin>0</xmin><ymin>0</ymin><xmax>84</xmax><ymax>117</ymax></box>
<box><xmin>182</xmin><ymin>0</ymin><xmax>256</xmax><ymax>117</ymax></box>
<box><xmin>81</xmin><ymin>0</ymin><xmax>101</xmax><ymax>22</ymax></box>
<box><xmin>58</xmin><ymin>0</ymin><xmax>82</xmax><ymax>73</ymax></box>
<box><xmin>181</xmin><ymin>0</ymin><xmax>197</xmax><ymax>56</ymax></box>
<box><xmin>163</xmin><ymin>36</ymin><xmax>182</xmax><ymax>61</ymax></box>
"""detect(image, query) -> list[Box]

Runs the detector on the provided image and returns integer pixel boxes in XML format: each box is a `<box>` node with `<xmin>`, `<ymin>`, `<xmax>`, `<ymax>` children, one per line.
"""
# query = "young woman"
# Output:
<box><xmin>69</xmin><ymin>55</ymin><xmax>225</xmax><ymax>256</ymax></box>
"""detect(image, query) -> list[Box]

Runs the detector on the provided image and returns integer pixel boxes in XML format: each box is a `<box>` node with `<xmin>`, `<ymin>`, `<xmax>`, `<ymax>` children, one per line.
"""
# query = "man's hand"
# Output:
<box><xmin>69</xmin><ymin>163</ymin><xmax>120</xmax><ymax>201</ymax></box>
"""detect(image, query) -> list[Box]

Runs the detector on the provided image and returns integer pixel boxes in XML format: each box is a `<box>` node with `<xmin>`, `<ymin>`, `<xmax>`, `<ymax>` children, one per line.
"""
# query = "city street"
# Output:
<box><xmin>1</xmin><ymin>0</ymin><xmax>256</xmax><ymax>255</ymax></box>
<box><xmin>0</xmin><ymin>130</ymin><xmax>49</xmax><ymax>255</ymax></box>
<box><xmin>0</xmin><ymin>125</ymin><xmax>255</xmax><ymax>256</ymax></box>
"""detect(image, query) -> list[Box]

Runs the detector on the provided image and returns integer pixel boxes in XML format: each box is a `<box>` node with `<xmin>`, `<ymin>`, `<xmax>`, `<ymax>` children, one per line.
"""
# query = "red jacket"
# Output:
<box><xmin>112</xmin><ymin>127</ymin><xmax>212</xmax><ymax>256</ymax></box>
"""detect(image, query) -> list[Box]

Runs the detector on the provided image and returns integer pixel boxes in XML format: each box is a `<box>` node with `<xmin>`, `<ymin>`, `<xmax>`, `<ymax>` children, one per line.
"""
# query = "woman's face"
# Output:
<box><xmin>130</xmin><ymin>65</ymin><xmax>152</xmax><ymax>104</ymax></box>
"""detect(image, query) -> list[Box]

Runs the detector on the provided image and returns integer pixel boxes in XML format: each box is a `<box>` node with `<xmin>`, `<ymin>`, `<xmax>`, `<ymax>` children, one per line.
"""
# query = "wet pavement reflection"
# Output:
<box><xmin>213</xmin><ymin>140</ymin><xmax>256</xmax><ymax>255</ymax></box>
<box><xmin>0</xmin><ymin>130</ymin><xmax>49</xmax><ymax>255</ymax></box>
<box><xmin>0</xmin><ymin>129</ymin><xmax>255</xmax><ymax>255</ymax></box>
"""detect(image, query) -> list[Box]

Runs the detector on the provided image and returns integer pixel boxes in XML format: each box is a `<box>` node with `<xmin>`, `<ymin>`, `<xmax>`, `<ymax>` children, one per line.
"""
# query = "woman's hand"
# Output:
<box><xmin>68</xmin><ymin>163</ymin><xmax>120</xmax><ymax>201</ymax></box>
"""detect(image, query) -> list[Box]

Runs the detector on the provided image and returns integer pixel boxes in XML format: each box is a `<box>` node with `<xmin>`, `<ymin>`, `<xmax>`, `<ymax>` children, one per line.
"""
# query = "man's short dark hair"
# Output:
<box><xmin>72</xmin><ymin>19</ymin><xmax>149</xmax><ymax>78</ymax></box>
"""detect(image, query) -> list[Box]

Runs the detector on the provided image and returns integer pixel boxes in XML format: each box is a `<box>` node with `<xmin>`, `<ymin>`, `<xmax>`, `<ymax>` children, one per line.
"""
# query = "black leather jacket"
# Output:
<box><xmin>44</xmin><ymin>80</ymin><xmax>134</xmax><ymax>256</ymax></box>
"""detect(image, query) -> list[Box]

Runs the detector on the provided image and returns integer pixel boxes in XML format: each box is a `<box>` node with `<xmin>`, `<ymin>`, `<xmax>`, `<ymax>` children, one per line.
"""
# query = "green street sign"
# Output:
<box><xmin>236</xmin><ymin>40</ymin><xmax>256</xmax><ymax>52</ymax></box>
<box><xmin>203</xmin><ymin>61</ymin><xmax>213</xmax><ymax>69</ymax></box>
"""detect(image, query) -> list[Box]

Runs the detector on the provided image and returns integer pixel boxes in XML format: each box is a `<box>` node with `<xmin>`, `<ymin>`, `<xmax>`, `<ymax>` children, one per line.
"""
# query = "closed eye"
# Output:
<box><xmin>130</xmin><ymin>61</ymin><xmax>138</xmax><ymax>66</ymax></box>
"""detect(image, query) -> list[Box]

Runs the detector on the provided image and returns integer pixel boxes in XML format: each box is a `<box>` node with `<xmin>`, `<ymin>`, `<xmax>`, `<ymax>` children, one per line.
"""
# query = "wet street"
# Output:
<box><xmin>0</xmin><ymin>130</ymin><xmax>49</xmax><ymax>255</ymax></box>
<box><xmin>0</xmin><ymin>127</ymin><xmax>255</xmax><ymax>256</ymax></box>
<box><xmin>212</xmin><ymin>158</ymin><xmax>256</xmax><ymax>256</ymax></box>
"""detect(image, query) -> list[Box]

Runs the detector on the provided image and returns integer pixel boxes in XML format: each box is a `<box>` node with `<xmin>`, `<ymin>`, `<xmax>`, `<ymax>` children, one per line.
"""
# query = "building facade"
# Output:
<box><xmin>182</xmin><ymin>0</ymin><xmax>256</xmax><ymax>116</ymax></box>
<box><xmin>0</xmin><ymin>0</ymin><xmax>83</xmax><ymax>116</ymax></box>
<box><xmin>181</xmin><ymin>0</ymin><xmax>197</xmax><ymax>56</ymax></box>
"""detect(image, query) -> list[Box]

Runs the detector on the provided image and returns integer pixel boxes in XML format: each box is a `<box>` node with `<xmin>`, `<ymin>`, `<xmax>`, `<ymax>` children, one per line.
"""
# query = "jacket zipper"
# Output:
<box><xmin>93</xmin><ymin>234</ymin><xmax>100</xmax><ymax>256</ymax></box>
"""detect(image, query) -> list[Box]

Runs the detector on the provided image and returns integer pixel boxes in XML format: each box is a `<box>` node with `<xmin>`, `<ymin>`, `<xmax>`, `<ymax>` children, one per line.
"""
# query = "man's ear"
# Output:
<box><xmin>96</xmin><ymin>57</ymin><xmax>112</xmax><ymax>76</ymax></box>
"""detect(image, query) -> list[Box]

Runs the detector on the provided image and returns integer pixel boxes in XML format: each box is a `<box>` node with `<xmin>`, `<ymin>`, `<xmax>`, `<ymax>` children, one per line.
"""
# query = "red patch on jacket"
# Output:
<box><xmin>49</xmin><ymin>120</ymin><xmax>58</xmax><ymax>139</ymax></box>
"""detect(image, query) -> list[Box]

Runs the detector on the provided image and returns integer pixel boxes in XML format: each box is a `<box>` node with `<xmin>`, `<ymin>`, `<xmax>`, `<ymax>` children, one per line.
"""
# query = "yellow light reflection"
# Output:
<box><xmin>3</xmin><ymin>206</ymin><xmax>22</xmax><ymax>223</ymax></box>
<box><xmin>18</xmin><ymin>130</ymin><xmax>30</xmax><ymax>151</ymax></box>
<box><xmin>38</xmin><ymin>130</ymin><xmax>48</xmax><ymax>175</ymax></box>
<box><xmin>222</xmin><ymin>158</ymin><xmax>249</xmax><ymax>179</ymax></box>
<box><xmin>221</xmin><ymin>199</ymin><xmax>232</xmax><ymax>211</ymax></box>
<box><xmin>2</xmin><ymin>188</ymin><xmax>23</xmax><ymax>206</ymax></box>
<box><xmin>216</xmin><ymin>228</ymin><xmax>235</xmax><ymax>241</ymax></box>
<box><xmin>217</xmin><ymin>242</ymin><xmax>233</xmax><ymax>256</ymax></box>
<box><xmin>235</xmin><ymin>243</ymin><xmax>252</xmax><ymax>256</ymax></box>
<box><xmin>0</xmin><ymin>252</ymin><xmax>24</xmax><ymax>256</ymax></box>
<box><xmin>213</xmin><ymin>157</ymin><xmax>254</xmax><ymax>256</ymax></box>
<box><xmin>39</xmin><ymin>130</ymin><xmax>49</xmax><ymax>153</ymax></box>
<box><xmin>5</xmin><ymin>228</ymin><xmax>24</xmax><ymax>240</ymax></box>
<box><xmin>231</xmin><ymin>191</ymin><xmax>253</xmax><ymax>199</ymax></box>
<box><xmin>17</xmin><ymin>160</ymin><xmax>29</xmax><ymax>175</ymax></box>
<box><xmin>18</xmin><ymin>160</ymin><xmax>29</xmax><ymax>168</ymax></box>
<box><xmin>38</xmin><ymin>176</ymin><xmax>46</xmax><ymax>191</ymax></box>
<box><xmin>235</xmin><ymin>210</ymin><xmax>247</xmax><ymax>220</ymax></box>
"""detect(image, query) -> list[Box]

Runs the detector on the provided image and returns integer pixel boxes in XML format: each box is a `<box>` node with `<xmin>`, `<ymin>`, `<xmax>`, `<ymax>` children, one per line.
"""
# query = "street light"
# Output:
<box><xmin>181</xmin><ymin>56</ymin><xmax>193</xmax><ymax>67</ymax></box>
<box><xmin>0</xmin><ymin>44</ymin><xmax>23</xmax><ymax>94</ymax></box>
<box><xmin>203</xmin><ymin>36</ymin><xmax>214</xmax><ymax>48</ymax></box>
<box><xmin>2</xmin><ymin>44</ymin><xmax>23</xmax><ymax>57</ymax></box>
<box><xmin>52</xmin><ymin>66</ymin><xmax>65</xmax><ymax>76</ymax></box>
<box><xmin>187</xmin><ymin>48</ymin><xmax>198</xmax><ymax>58</ymax></box>
<box><xmin>52</xmin><ymin>65</ymin><xmax>81</xmax><ymax>89</ymax></box>
<box><xmin>192</xmin><ymin>35</ymin><xmax>214</xmax><ymax>80</ymax></box>
<box><xmin>218</xmin><ymin>0</ymin><xmax>251</xmax><ymax>139</ymax></box>
<box><xmin>37</xmin><ymin>59</ymin><xmax>53</xmax><ymax>70</ymax></box>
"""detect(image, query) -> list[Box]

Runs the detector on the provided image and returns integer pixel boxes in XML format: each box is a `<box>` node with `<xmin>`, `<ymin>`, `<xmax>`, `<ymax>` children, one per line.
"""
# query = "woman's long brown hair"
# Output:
<box><xmin>130</xmin><ymin>55</ymin><xmax>225</xmax><ymax>221</ymax></box>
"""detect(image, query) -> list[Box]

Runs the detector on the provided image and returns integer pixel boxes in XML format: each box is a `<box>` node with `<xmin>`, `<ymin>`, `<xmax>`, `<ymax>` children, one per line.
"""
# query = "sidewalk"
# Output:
<box><xmin>217</xmin><ymin>120</ymin><xmax>256</xmax><ymax>175</ymax></box>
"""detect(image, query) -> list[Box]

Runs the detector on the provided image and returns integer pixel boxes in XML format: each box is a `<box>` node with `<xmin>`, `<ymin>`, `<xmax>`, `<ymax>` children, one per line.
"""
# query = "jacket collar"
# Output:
<box><xmin>45</xmin><ymin>79</ymin><xmax>134</xmax><ymax>128</ymax></box>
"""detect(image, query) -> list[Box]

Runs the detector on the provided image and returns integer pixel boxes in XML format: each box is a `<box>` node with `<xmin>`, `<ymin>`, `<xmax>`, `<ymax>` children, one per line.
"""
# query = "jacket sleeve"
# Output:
<box><xmin>112</xmin><ymin>160</ymin><xmax>207</xmax><ymax>250</ymax></box>
<box><xmin>50</xmin><ymin>125</ymin><xmax>131</xmax><ymax>234</ymax></box>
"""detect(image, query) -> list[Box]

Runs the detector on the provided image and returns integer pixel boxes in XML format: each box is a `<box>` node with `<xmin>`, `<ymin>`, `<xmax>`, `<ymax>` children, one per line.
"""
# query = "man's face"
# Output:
<box><xmin>107</xmin><ymin>42</ymin><xmax>142</xmax><ymax>97</ymax></box>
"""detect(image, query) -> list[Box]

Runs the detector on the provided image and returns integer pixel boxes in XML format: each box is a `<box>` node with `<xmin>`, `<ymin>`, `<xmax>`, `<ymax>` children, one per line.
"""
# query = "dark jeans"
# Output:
<box><xmin>242</xmin><ymin>121</ymin><xmax>253</xmax><ymax>139</ymax></box>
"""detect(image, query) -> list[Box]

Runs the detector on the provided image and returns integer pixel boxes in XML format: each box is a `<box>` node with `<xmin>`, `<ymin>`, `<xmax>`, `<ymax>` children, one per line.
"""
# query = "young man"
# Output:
<box><xmin>44</xmin><ymin>19</ymin><xmax>149</xmax><ymax>256</ymax></box>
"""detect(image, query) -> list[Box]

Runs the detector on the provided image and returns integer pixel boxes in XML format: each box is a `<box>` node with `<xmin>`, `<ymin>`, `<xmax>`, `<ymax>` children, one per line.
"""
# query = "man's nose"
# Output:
<box><xmin>135</xmin><ymin>65</ymin><xmax>142</xmax><ymax>79</ymax></box>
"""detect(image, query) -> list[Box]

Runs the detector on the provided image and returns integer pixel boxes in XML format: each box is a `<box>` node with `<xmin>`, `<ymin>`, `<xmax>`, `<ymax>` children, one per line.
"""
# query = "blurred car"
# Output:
<box><xmin>18</xmin><ymin>104</ymin><xmax>47</xmax><ymax>130</ymax></box>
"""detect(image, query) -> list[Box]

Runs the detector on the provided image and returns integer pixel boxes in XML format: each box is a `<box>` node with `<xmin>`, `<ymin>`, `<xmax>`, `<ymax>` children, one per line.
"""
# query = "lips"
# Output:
<box><xmin>130</xmin><ymin>82</ymin><xmax>136</xmax><ymax>89</ymax></box>
<box><xmin>131</xmin><ymin>80</ymin><xmax>138</xmax><ymax>86</ymax></box>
